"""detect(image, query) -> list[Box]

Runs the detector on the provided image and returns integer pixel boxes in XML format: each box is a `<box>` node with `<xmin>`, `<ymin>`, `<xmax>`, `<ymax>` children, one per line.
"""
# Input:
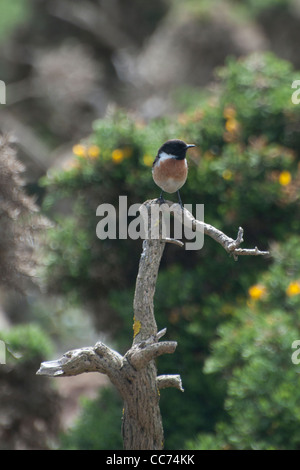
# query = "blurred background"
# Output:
<box><xmin>1</xmin><ymin>0</ymin><xmax>300</xmax><ymax>450</ymax></box>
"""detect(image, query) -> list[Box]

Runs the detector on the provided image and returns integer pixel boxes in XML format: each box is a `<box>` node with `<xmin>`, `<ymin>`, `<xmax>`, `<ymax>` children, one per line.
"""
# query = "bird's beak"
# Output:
<box><xmin>186</xmin><ymin>144</ymin><xmax>196</xmax><ymax>148</ymax></box>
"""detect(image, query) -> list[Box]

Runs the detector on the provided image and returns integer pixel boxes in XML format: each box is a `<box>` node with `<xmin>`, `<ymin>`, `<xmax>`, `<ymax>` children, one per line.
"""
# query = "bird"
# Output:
<box><xmin>152</xmin><ymin>139</ymin><xmax>196</xmax><ymax>207</ymax></box>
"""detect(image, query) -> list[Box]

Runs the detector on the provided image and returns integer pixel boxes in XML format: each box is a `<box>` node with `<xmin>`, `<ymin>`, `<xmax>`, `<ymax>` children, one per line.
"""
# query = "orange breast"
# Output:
<box><xmin>152</xmin><ymin>158</ymin><xmax>188</xmax><ymax>193</ymax></box>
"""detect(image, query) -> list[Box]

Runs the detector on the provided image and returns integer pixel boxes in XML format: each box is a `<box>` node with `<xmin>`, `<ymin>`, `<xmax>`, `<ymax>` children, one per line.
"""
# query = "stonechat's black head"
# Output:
<box><xmin>158</xmin><ymin>139</ymin><xmax>196</xmax><ymax>160</ymax></box>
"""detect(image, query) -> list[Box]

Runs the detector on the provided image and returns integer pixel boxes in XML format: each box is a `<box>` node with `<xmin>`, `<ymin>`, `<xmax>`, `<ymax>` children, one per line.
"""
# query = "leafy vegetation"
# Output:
<box><xmin>39</xmin><ymin>51</ymin><xmax>300</xmax><ymax>449</ymax></box>
<box><xmin>0</xmin><ymin>0</ymin><xmax>31</xmax><ymax>41</ymax></box>
<box><xmin>60</xmin><ymin>387</ymin><xmax>123</xmax><ymax>450</ymax></box>
<box><xmin>188</xmin><ymin>237</ymin><xmax>300</xmax><ymax>450</ymax></box>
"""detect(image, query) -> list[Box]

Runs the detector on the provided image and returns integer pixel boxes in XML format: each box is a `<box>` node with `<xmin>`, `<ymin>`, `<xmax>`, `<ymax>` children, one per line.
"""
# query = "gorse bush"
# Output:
<box><xmin>41</xmin><ymin>52</ymin><xmax>300</xmax><ymax>449</ymax></box>
<box><xmin>188</xmin><ymin>236</ymin><xmax>300</xmax><ymax>450</ymax></box>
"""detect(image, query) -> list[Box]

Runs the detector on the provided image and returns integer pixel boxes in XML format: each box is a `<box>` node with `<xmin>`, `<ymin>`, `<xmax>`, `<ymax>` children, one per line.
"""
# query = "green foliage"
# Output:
<box><xmin>176</xmin><ymin>0</ymin><xmax>292</xmax><ymax>19</ymax></box>
<box><xmin>0</xmin><ymin>0</ymin><xmax>31</xmax><ymax>40</ymax></box>
<box><xmin>188</xmin><ymin>236</ymin><xmax>300</xmax><ymax>450</ymax></box>
<box><xmin>42</xmin><ymin>52</ymin><xmax>300</xmax><ymax>449</ymax></box>
<box><xmin>235</xmin><ymin>0</ymin><xmax>290</xmax><ymax>16</ymax></box>
<box><xmin>0</xmin><ymin>323</ymin><xmax>59</xmax><ymax>450</ymax></box>
<box><xmin>0</xmin><ymin>323</ymin><xmax>53</xmax><ymax>363</ymax></box>
<box><xmin>60</xmin><ymin>387</ymin><xmax>123</xmax><ymax>450</ymax></box>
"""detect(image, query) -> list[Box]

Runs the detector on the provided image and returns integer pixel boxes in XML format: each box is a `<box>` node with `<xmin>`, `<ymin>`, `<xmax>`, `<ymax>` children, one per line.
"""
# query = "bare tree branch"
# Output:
<box><xmin>157</xmin><ymin>374</ymin><xmax>184</xmax><ymax>392</ymax></box>
<box><xmin>126</xmin><ymin>340</ymin><xmax>178</xmax><ymax>370</ymax></box>
<box><xmin>155</xmin><ymin>200</ymin><xmax>269</xmax><ymax>259</ymax></box>
<box><xmin>37</xmin><ymin>198</ymin><xmax>269</xmax><ymax>450</ymax></box>
<box><xmin>37</xmin><ymin>343</ymin><xmax>123</xmax><ymax>378</ymax></box>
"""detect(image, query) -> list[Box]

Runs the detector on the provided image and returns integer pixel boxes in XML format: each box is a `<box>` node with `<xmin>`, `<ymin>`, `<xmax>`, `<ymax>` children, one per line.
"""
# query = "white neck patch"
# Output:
<box><xmin>157</xmin><ymin>151</ymin><xmax>187</xmax><ymax>166</ymax></box>
<box><xmin>159</xmin><ymin>151</ymin><xmax>176</xmax><ymax>162</ymax></box>
<box><xmin>159</xmin><ymin>151</ymin><xmax>182</xmax><ymax>162</ymax></box>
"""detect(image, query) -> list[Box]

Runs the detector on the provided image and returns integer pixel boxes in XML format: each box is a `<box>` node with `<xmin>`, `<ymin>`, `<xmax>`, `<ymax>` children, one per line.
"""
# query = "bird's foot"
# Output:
<box><xmin>177</xmin><ymin>191</ymin><xmax>184</xmax><ymax>210</ymax></box>
<box><xmin>156</xmin><ymin>195</ymin><xmax>166</xmax><ymax>205</ymax></box>
<box><xmin>156</xmin><ymin>191</ymin><xmax>166</xmax><ymax>205</ymax></box>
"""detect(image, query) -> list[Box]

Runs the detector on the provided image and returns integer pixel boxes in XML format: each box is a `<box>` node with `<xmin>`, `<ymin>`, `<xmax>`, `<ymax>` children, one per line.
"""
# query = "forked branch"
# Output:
<box><xmin>37</xmin><ymin>198</ymin><xmax>269</xmax><ymax>450</ymax></box>
<box><xmin>158</xmin><ymin>200</ymin><xmax>269</xmax><ymax>260</ymax></box>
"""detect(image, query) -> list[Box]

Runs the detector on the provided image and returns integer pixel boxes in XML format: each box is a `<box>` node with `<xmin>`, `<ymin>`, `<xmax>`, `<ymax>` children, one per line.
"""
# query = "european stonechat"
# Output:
<box><xmin>152</xmin><ymin>139</ymin><xmax>196</xmax><ymax>207</ymax></box>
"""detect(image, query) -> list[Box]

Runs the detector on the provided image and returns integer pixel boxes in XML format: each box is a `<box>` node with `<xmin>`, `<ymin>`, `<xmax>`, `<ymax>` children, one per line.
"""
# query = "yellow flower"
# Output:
<box><xmin>286</xmin><ymin>281</ymin><xmax>300</xmax><ymax>297</ymax></box>
<box><xmin>222</xmin><ymin>169</ymin><xmax>233</xmax><ymax>180</ymax></box>
<box><xmin>143</xmin><ymin>154</ymin><xmax>153</xmax><ymax>167</ymax></box>
<box><xmin>278</xmin><ymin>170</ymin><xmax>292</xmax><ymax>186</ymax></box>
<box><xmin>87</xmin><ymin>145</ymin><xmax>100</xmax><ymax>159</ymax></box>
<box><xmin>223</xmin><ymin>106</ymin><xmax>236</xmax><ymax>120</ymax></box>
<box><xmin>248</xmin><ymin>284</ymin><xmax>266</xmax><ymax>300</ymax></box>
<box><xmin>72</xmin><ymin>144</ymin><xmax>87</xmax><ymax>158</ymax></box>
<box><xmin>112</xmin><ymin>148</ymin><xmax>125</xmax><ymax>164</ymax></box>
<box><xmin>225</xmin><ymin>118</ymin><xmax>239</xmax><ymax>134</ymax></box>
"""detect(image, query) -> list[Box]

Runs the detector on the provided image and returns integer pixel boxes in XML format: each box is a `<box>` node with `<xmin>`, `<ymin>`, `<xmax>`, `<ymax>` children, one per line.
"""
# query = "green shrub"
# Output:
<box><xmin>0</xmin><ymin>0</ymin><xmax>31</xmax><ymax>41</ymax></box>
<box><xmin>0</xmin><ymin>323</ymin><xmax>53</xmax><ymax>363</ymax></box>
<box><xmin>60</xmin><ymin>387</ymin><xmax>123</xmax><ymax>450</ymax></box>
<box><xmin>188</xmin><ymin>236</ymin><xmax>300</xmax><ymax>450</ymax></box>
<box><xmin>41</xmin><ymin>52</ymin><xmax>300</xmax><ymax>449</ymax></box>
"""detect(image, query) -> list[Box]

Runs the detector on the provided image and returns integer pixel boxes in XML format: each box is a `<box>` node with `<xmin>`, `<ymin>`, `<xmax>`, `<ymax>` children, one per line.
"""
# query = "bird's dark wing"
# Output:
<box><xmin>152</xmin><ymin>155</ymin><xmax>159</xmax><ymax>167</ymax></box>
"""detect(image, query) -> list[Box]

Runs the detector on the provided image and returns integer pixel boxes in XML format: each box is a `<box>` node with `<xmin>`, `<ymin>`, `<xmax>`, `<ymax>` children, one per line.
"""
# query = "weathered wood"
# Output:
<box><xmin>37</xmin><ymin>198</ymin><xmax>269</xmax><ymax>450</ymax></box>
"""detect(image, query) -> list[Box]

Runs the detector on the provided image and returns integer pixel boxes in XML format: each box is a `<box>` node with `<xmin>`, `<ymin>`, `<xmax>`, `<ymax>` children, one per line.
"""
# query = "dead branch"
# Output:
<box><xmin>37</xmin><ymin>198</ymin><xmax>269</xmax><ymax>450</ymax></box>
<box><xmin>158</xmin><ymin>200</ymin><xmax>269</xmax><ymax>259</ymax></box>
<box><xmin>157</xmin><ymin>374</ymin><xmax>184</xmax><ymax>392</ymax></box>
